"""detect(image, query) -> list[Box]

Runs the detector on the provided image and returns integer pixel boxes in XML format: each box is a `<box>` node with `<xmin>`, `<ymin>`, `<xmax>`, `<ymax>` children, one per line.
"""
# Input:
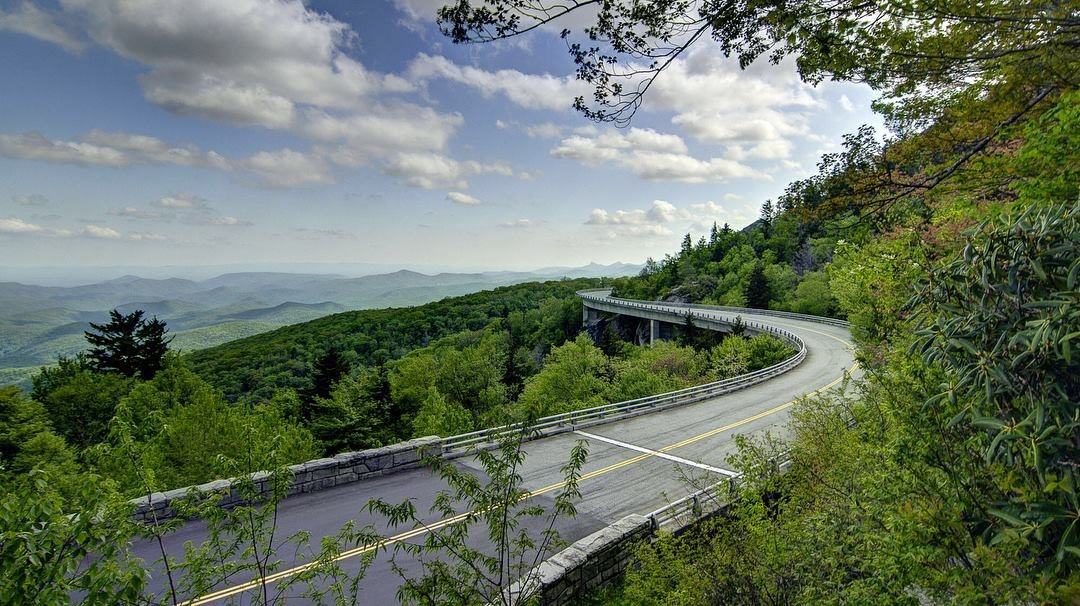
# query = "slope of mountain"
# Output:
<box><xmin>0</xmin><ymin>263</ymin><xmax>641</xmax><ymax>382</ymax></box>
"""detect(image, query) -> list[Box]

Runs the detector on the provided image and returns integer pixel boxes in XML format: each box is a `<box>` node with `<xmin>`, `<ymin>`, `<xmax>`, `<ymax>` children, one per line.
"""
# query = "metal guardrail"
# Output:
<box><xmin>646</xmin><ymin>451</ymin><xmax>793</xmax><ymax>530</ymax></box>
<box><xmin>577</xmin><ymin>288</ymin><xmax>851</xmax><ymax>328</ymax></box>
<box><xmin>442</xmin><ymin>293</ymin><xmax>808</xmax><ymax>452</ymax></box>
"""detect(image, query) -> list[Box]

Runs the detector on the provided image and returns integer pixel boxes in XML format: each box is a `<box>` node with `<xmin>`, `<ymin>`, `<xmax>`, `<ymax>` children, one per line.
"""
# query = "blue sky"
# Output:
<box><xmin>0</xmin><ymin>0</ymin><xmax>879</xmax><ymax>275</ymax></box>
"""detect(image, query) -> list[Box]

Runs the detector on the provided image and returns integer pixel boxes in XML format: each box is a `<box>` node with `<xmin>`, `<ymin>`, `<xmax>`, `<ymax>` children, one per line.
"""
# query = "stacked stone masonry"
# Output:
<box><xmin>508</xmin><ymin>514</ymin><xmax>652</xmax><ymax>606</ymax></box>
<box><xmin>130</xmin><ymin>436</ymin><xmax>441</xmax><ymax>522</ymax></box>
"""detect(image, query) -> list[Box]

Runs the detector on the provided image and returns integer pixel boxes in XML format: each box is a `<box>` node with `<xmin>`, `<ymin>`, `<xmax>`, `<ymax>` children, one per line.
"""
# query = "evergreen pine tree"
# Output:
<box><xmin>745</xmin><ymin>263</ymin><xmax>771</xmax><ymax>309</ymax></box>
<box><xmin>84</xmin><ymin>309</ymin><xmax>172</xmax><ymax>379</ymax></box>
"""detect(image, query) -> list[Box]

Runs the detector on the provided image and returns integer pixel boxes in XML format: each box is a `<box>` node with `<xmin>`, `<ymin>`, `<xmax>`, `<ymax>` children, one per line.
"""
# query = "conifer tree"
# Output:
<box><xmin>84</xmin><ymin>310</ymin><xmax>172</xmax><ymax>380</ymax></box>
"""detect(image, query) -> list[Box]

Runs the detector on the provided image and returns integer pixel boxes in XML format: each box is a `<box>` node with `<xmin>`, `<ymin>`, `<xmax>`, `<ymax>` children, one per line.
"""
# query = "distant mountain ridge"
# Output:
<box><xmin>0</xmin><ymin>262</ymin><xmax>641</xmax><ymax>386</ymax></box>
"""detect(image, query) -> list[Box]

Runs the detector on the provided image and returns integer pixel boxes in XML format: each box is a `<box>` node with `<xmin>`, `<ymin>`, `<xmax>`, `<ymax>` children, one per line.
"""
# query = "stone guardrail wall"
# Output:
<box><xmin>130</xmin><ymin>437</ymin><xmax>440</xmax><ymax>522</ymax></box>
<box><xmin>508</xmin><ymin>514</ymin><xmax>653</xmax><ymax>605</ymax></box>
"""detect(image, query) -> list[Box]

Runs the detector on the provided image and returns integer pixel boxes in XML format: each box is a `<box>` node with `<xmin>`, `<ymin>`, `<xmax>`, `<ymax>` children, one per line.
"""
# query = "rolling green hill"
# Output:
<box><xmin>187</xmin><ymin>278</ymin><xmax>601</xmax><ymax>402</ymax></box>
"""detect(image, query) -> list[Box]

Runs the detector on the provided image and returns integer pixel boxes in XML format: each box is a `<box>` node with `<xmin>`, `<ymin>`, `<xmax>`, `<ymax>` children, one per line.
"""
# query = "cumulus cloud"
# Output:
<box><xmin>839</xmin><ymin>94</ymin><xmax>855</xmax><ymax>113</ymax></box>
<box><xmin>0</xmin><ymin>130</ymin><xmax>230</xmax><ymax>169</ymax></box>
<box><xmin>500</xmin><ymin>218</ymin><xmax>536</xmax><ymax>228</ymax></box>
<box><xmin>242</xmin><ymin>149</ymin><xmax>336</xmax><ymax>188</ymax></box>
<box><xmin>83</xmin><ymin>224</ymin><xmax>122</xmax><ymax>239</ymax></box>
<box><xmin>524</xmin><ymin>122</ymin><xmax>565</xmax><ymax>139</ymax></box>
<box><xmin>18</xmin><ymin>0</ymin><xmax>476</xmax><ymax>188</ymax></box>
<box><xmin>447</xmin><ymin>192</ymin><xmax>481</xmax><ymax>206</ymax></box>
<box><xmin>0</xmin><ymin>216</ymin><xmax>163</xmax><ymax>240</ymax></box>
<box><xmin>585</xmin><ymin>199</ymin><xmax>756</xmax><ymax>238</ymax></box>
<box><xmin>66</xmin><ymin>0</ymin><xmax>410</xmax><ymax>121</ymax></box>
<box><xmin>155</xmin><ymin>193</ymin><xmax>209</xmax><ymax>210</ymax></box>
<box><xmin>0</xmin><ymin>217</ymin><xmax>46</xmax><ymax>234</ymax></box>
<box><xmin>552</xmin><ymin>129</ymin><xmax>764</xmax><ymax>183</ymax></box>
<box><xmin>644</xmin><ymin>45</ymin><xmax>822</xmax><ymax>158</ymax></box>
<box><xmin>408</xmin><ymin>53</ymin><xmax>588</xmax><ymax>111</ymax></box>
<box><xmin>0</xmin><ymin>2</ymin><xmax>85</xmax><ymax>53</ymax></box>
<box><xmin>384</xmin><ymin>153</ymin><xmax>512</xmax><ymax>189</ymax></box>
<box><xmin>302</xmin><ymin>104</ymin><xmax>463</xmax><ymax>160</ymax></box>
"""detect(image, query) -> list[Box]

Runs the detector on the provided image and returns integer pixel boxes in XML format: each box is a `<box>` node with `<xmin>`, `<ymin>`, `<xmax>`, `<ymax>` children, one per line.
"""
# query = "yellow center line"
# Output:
<box><xmin>187</xmin><ymin>325</ymin><xmax>857</xmax><ymax>604</ymax></box>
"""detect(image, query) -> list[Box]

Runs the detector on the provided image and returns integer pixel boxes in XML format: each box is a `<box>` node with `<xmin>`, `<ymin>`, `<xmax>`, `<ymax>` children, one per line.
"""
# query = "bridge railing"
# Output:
<box><xmin>645</xmin><ymin>450</ymin><xmax>793</xmax><ymax>530</ymax></box>
<box><xmin>442</xmin><ymin>296</ymin><xmax>807</xmax><ymax>453</ymax></box>
<box><xmin>577</xmin><ymin>288</ymin><xmax>851</xmax><ymax>328</ymax></box>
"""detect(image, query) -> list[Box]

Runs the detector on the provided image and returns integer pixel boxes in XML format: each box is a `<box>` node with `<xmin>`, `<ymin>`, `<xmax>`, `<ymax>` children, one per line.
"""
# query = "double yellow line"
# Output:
<box><xmin>187</xmin><ymin>330</ymin><xmax>856</xmax><ymax>604</ymax></box>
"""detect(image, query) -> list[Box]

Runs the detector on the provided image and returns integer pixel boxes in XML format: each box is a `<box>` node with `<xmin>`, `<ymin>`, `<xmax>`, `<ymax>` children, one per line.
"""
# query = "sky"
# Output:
<box><xmin>0</xmin><ymin>0</ymin><xmax>880</xmax><ymax>276</ymax></box>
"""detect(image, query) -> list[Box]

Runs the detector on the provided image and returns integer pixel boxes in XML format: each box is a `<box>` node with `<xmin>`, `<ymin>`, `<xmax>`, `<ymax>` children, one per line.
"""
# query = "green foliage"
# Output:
<box><xmin>913</xmin><ymin>201</ymin><xmax>1080</xmax><ymax>568</ymax></box>
<box><xmin>90</xmin><ymin>363</ymin><xmax>318</xmax><ymax>496</ymax></box>
<box><xmin>366</xmin><ymin>426</ymin><xmax>589</xmax><ymax>605</ymax></box>
<box><xmin>0</xmin><ymin>470</ymin><xmax>146</xmax><ymax>605</ymax></box>
<box><xmin>828</xmin><ymin>234</ymin><xmax>928</xmax><ymax>346</ymax></box>
<box><xmin>412</xmin><ymin>389</ymin><xmax>473</xmax><ymax>438</ymax></box>
<box><xmin>782</xmin><ymin>270</ymin><xmax>837</xmax><ymax>317</ymax></box>
<box><xmin>0</xmin><ymin>387</ymin><xmax>78</xmax><ymax>488</ymax></box>
<box><xmin>743</xmin><ymin>262</ymin><xmax>771</xmax><ymax>309</ymax></box>
<box><xmin>38</xmin><ymin>369</ymin><xmax>134</xmax><ymax>450</ymax></box>
<box><xmin>187</xmin><ymin>279</ymin><xmax>598</xmax><ymax>403</ymax></box>
<box><xmin>517</xmin><ymin>335</ymin><xmax>612</xmax><ymax>417</ymax></box>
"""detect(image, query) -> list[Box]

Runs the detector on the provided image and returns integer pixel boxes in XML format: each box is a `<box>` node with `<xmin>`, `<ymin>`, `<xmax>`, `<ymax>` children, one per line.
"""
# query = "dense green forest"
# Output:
<box><xmin>186</xmin><ymin>278</ymin><xmax>599</xmax><ymax>402</ymax></box>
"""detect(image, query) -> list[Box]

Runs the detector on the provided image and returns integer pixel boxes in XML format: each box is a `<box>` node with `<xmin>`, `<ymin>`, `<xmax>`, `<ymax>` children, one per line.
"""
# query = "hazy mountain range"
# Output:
<box><xmin>0</xmin><ymin>262</ymin><xmax>641</xmax><ymax>387</ymax></box>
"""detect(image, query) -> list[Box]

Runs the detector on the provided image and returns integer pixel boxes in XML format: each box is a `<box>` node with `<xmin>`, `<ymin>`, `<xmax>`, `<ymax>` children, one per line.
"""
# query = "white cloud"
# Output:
<box><xmin>586</xmin><ymin>200</ymin><xmax>684</xmax><ymax>226</ymax></box>
<box><xmin>302</xmin><ymin>104</ymin><xmax>463</xmax><ymax>159</ymax></box>
<box><xmin>524</xmin><ymin>123</ymin><xmax>564</xmax><ymax>139</ymax></box>
<box><xmin>447</xmin><ymin>192</ymin><xmax>481</xmax><ymax>206</ymax></box>
<box><xmin>83</xmin><ymin>224</ymin><xmax>122</xmax><ymax>239</ymax></box>
<box><xmin>0</xmin><ymin>217</ymin><xmax>46</xmax><ymax>234</ymax></box>
<box><xmin>66</xmin><ymin>0</ymin><xmax>410</xmax><ymax>118</ymax></box>
<box><xmin>552</xmin><ymin>129</ymin><xmax>764</xmax><ymax>183</ymax></box>
<box><xmin>33</xmin><ymin>0</ymin><xmax>469</xmax><ymax>184</ymax></box>
<box><xmin>0</xmin><ymin>216</ymin><xmax>164</xmax><ymax>240</ymax></box>
<box><xmin>585</xmin><ymin>199</ymin><xmax>756</xmax><ymax>238</ymax></box>
<box><xmin>639</xmin><ymin>45</ymin><xmax>823</xmax><ymax>158</ymax></box>
<box><xmin>0</xmin><ymin>2</ymin><xmax>85</xmax><ymax>53</ymax></box>
<box><xmin>839</xmin><ymin>94</ymin><xmax>855</xmax><ymax>113</ymax></box>
<box><xmin>385</xmin><ymin>153</ymin><xmax>512</xmax><ymax>189</ymax></box>
<box><xmin>408</xmin><ymin>53</ymin><xmax>588</xmax><ymax>111</ymax></box>
<box><xmin>242</xmin><ymin>149</ymin><xmax>336</xmax><ymax>188</ymax></box>
<box><xmin>0</xmin><ymin>131</ymin><xmax>230</xmax><ymax>169</ymax></box>
<box><xmin>500</xmin><ymin>218</ymin><xmax>535</xmax><ymax>228</ymax></box>
<box><xmin>155</xmin><ymin>193</ymin><xmax>209</xmax><ymax>210</ymax></box>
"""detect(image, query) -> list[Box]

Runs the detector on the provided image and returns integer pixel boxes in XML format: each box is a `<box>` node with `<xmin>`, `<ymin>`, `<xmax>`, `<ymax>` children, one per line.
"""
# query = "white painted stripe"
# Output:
<box><xmin>573</xmin><ymin>430</ymin><xmax>739</xmax><ymax>477</ymax></box>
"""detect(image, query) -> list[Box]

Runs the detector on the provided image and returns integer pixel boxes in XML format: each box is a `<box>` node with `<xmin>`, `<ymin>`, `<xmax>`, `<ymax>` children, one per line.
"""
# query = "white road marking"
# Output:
<box><xmin>573</xmin><ymin>430</ymin><xmax>739</xmax><ymax>477</ymax></box>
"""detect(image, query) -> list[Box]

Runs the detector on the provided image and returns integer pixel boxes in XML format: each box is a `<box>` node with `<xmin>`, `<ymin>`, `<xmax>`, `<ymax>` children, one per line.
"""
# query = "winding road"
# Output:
<box><xmin>128</xmin><ymin>293</ymin><xmax>858</xmax><ymax>604</ymax></box>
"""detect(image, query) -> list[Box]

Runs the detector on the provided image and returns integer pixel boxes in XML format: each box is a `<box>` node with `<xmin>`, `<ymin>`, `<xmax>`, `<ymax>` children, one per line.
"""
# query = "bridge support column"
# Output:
<box><xmin>650</xmin><ymin>319</ymin><xmax>660</xmax><ymax>345</ymax></box>
<box><xmin>582</xmin><ymin>306</ymin><xmax>599</xmax><ymax>325</ymax></box>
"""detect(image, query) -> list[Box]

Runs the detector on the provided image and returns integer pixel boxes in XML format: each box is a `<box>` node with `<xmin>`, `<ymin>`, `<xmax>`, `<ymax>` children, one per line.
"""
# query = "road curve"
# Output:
<box><xmin>128</xmin><ymin>295</ymin><xmax>857</xmax><ymax>604</ymax></box>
